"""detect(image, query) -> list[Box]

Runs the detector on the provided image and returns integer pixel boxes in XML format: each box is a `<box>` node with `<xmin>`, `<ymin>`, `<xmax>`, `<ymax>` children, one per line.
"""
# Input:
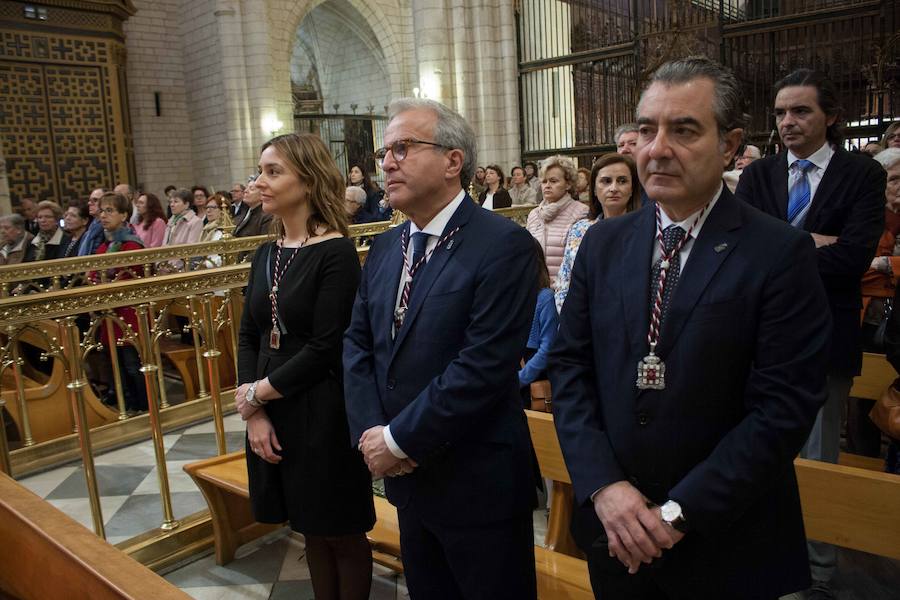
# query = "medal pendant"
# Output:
<box><xmin>394</xmin><ymin>306</ymin><xmax>407</xmax><ymax>328</ymax></box>
<box><xmin>636</xmin><ymin>352</ymin><xmax>666</xmax><ymax>390</ymax></box>
<box><xmin>269</xmin><ymin>327</ymin><xmax>281</xmax><ymax>349</ymax></box>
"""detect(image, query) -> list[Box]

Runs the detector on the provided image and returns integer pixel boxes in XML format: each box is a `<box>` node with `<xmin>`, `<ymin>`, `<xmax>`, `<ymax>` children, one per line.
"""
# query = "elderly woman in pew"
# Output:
<box><xmin>234</xmin><ymin>133</ymin><xmax>374</xmax><ymax>600</ymax></box>
<box><xmin>23</xmin><ymin>201</ymin><xmax>71</xmax><ymax>263</ymax></box>
<box><xmin>0</xmin><ymin>214</ymin><xmax>34</xmax><ymax>266</ymax></box>
<box><xmin>62</xmin><ymin>199</ymin><xmax>91</xmax><ymax>258</ymax></box>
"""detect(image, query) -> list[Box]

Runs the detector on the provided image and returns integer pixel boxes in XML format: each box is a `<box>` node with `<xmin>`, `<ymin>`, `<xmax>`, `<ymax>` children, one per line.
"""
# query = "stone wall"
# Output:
<box><xmin>123</xmin><ymin>0</ymin><xmax>524</xmax><ymax>194</ymax></box>
<box><xmin>123</xmin><ymin>0</ymin><xmax>194</xmax><ymax>196</ymax></box>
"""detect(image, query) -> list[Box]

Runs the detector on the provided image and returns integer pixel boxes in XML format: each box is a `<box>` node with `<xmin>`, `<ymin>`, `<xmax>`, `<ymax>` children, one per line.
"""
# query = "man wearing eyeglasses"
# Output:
<box><xmin>77</xmin><ymin>187</ymin><xmax>108</xmax><ymax>256</ymax></box>
<box><xmin>344</xmin><ymin>98</ymin><xmax>539</xmax><ymax>599</ymax></box>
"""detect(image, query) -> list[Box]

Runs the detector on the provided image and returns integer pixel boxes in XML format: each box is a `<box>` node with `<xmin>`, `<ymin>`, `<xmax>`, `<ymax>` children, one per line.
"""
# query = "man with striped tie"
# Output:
<box><xmin>735</xmin><ymin>69</ymin><xmax>885</xmax><ymax>599</ymax></box>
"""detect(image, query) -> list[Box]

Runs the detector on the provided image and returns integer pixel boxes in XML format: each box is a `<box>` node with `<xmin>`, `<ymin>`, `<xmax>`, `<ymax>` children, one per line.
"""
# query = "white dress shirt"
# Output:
<box><xmin>384</xmin><ymin>188</ymin><xmax>467</xmax><ymax>459</ymax></box>
<box><xmin>482</xmin><ymin>192</ymin><xmax>494</xmax><ymax>210</ymax></box>
<box><xmin>652</xmin><ymin>183</ymin><xmax>722</xmax><ymax>270</ymax></box>
<box><xmin>786</xmin><ymin>141</ymin><xmax>834</xmax><ymax>206</ymax></box>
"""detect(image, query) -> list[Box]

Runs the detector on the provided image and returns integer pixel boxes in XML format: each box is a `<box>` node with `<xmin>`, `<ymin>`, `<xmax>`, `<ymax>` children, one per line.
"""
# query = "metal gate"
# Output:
<box><xmin>516</xmin><ymin>0</ymin><xmax>899</xmax><ymax>163</ymax></box>
<box><xmin>293</xmin><ymin>113</ymin><xmax>387</xmax><ymax>184</ymax></box>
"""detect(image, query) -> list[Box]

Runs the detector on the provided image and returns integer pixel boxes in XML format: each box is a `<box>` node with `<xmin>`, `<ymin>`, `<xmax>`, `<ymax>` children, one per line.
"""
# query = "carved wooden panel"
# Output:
<box><xmin>0</xmin><ymin>19</ymin><xmax>130</xmax><ymax>207</ymax></box>
<box><xmin>0</xmin><ymin>62</ymin><xmax>113</xmax><ymax>205</ymax></box>
<box><xmin>0</xmin><ymin>62</ymin><xmax>58</xmax><ymax>202</ymax></box>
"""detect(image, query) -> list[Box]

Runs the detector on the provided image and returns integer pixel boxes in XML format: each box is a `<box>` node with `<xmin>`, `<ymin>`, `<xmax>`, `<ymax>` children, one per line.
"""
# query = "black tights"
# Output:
<box><xmin>305</xmin><ymin>532</ymin><xmax>372</xmax><ymax>600</ymax></box>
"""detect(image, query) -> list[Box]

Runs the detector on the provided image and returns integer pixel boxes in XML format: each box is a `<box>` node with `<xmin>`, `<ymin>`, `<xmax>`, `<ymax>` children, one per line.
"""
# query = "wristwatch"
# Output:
<box><xmin>246</xmin><ymin>381</ymin><xmax>265</xmax><ymax>408</ymax></box>
<box><xmin>660</xmin><ymin>500</ymin><xmax>688</xmax><ymax>533</ymax></box>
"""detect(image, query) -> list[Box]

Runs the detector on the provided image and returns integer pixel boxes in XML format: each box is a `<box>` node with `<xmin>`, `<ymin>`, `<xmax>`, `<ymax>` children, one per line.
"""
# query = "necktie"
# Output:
<box><xmin>650</xmin><ymin>225</ymin><xmax>686</xmax><ymax>329</ymax></box>
<box><xmin>410</xmin><ymin>231</ymin><xmax>430</xmax><ymax>275</ymax></box>
<box><xmin>788</xmin><ymin>159</ymin><xmax>815</xmax><ymax>227</ymax></box>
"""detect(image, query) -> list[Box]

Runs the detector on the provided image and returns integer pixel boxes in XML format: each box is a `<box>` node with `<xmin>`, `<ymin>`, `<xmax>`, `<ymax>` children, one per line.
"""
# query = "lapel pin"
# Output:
<box><xmin>714</xmin><ymin>243</ymin><xmax>728</xmax><ymax>253</ymax></box>
<box><xmin>446</xmin><ymin>239</ymin><xmax>455</xmax><ymax>250</ymax></box>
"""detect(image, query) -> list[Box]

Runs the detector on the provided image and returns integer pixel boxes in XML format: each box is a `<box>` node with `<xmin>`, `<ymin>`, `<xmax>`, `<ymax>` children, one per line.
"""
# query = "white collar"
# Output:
<box><xmin>409</xmin><ymin>189</ymin><xmax>466</xmax><ymax>238</ymax></box>
<box><xmin>788</xmin><ymin>141</ymin><xmax>833</xmax><ymax>171</ymax></box>
<box><xmin>658</xmin><ymin>182</ymin><xmax>723</xmax><ymax>238</ymax></box>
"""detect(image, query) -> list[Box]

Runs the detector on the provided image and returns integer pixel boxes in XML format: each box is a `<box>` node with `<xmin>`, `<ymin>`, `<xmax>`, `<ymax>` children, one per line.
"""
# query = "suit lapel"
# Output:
<box><xmin>655</xmin><ymin>190</ymin><xmax>742</xmax><ymax>357</ymax></box>
<box><xmin>804</xmin><ymin>148</ymin><xmax>845</xmax><ymax>231</ymax></box>
<box><xmin>390</xmin><ymin>198</ymin><xmax>474</xmax><ymax>361</ymax></box>
<box><xmin>774</xmin><ymin>153</ymin><xmax>790</xmax><ymax>220</ymax></box>
<box><xmin>622</xmin><ymin>203</ymin><xmax>656</xmax><ymax>357</ymax></box>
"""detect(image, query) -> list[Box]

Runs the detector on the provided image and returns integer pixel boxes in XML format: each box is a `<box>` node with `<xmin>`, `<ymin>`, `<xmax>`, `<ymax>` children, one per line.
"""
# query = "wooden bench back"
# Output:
<box><xmin>524</xmin><ymin>410</ymin><xmax>900</xmax><ymax>561</ymax></box>
<box><xmin>0</xmin><ymin>473</ymin><xmax>191</xmax><ymax>600</ymax></box>
<box><xmin>850</xmin><ymin>352</ymin><xmax>896</xmax><ymax>401</ymax></box>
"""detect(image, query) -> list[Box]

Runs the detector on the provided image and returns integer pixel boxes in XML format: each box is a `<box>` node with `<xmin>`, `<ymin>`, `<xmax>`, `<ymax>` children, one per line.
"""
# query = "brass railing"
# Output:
<box><xmin>0</xmin><ymin>206</ymin><xmax>534</xmax><ymax>567</ymax></box>
<box><xmin>0</xmin><ymin>220</ymin><xmax>395</xmax><ymax>297</ymax></box>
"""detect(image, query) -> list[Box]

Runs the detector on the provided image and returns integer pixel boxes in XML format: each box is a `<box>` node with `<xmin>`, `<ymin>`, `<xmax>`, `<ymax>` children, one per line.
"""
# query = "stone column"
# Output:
<box><xmin>412</xmin><ymin>0</ymin><xmax>522</xmax><ymax>170</ymax></box>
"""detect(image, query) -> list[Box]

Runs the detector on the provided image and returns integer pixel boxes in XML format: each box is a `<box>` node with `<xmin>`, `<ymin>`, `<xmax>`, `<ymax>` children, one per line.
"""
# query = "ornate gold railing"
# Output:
<box><xmin>0</xmin><ymin>220</ymin><xmax>394</xmax><ymax>297</ymax></box>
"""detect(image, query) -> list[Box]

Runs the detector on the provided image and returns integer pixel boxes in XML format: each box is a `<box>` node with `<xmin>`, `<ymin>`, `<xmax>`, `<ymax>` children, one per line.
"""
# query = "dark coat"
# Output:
<box><xmin>344</xmin><ymin>196</ymin><xmax>538</xmax><ymax>526</ymax></box>
<box><xmin>735</xmin><ymin>148</ymin><xmax>885</xmax><ymax>376</ymax></box>
<box><xmin>549</xmin><ymin>190</ymin><xmax>831</xmax><ymax>599</ymax></box>
<box><xmin>477</xmin><ymin>188</ymin><xmax>513</xmax><ymax>209</ymax></box>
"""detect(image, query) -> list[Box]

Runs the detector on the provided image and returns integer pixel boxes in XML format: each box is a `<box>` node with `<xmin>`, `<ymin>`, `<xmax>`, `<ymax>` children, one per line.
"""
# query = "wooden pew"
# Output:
<box><xmin>0</xmin><ymin>473</ymin><xmax>191</xmax><ymax>600</ymax></box>
<box><xmin>525</xmin><ymin>410</ymin><xmax>900</xmax><ymax>563</ymax></box>
<box><xmin>182</xmin><ymin>451</ymin><xmax>404</xmax><ymax>571</ymax></box>
<box><xmin>183</xmin><ymin>450</ymin><xmax>592</xmax><ymax>598</ymax></box>
<box><xmin>849</xmin><ymin>351</ymin><xmax>895</xmax><ymax>401</ymax></box>
<box><xmin>182</xmin><ymin>451</ymin><xmax>282</xmax><ymax>565</ymax></box>
<box><xmin>0</xmin><ymin>320</ymin><xmax>117</xmax><ymax>445</ymax></box>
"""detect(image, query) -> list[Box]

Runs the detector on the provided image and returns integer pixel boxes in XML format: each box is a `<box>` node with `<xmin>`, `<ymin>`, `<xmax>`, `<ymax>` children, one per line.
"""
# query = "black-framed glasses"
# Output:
<box><xmin>374</xmin><ymin>138</ymin><xmax>450</xmax><ymax>165</ymax></box>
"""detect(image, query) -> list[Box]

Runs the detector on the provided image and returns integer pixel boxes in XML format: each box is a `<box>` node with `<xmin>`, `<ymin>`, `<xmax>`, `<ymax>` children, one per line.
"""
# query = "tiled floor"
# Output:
<box><xmin>18</xmin><ymin>413</ymin><xmax>247</xmax><ymax>545</ymax></box>
<box><xmin>162</xmin><ymin>530</ymin><xmax>411</xmax><ymax>600</ymax></box>
<box><xmin>15</xmin><ymin>414</ymin><xmax>900</xmax><ymax>599</ymax></box>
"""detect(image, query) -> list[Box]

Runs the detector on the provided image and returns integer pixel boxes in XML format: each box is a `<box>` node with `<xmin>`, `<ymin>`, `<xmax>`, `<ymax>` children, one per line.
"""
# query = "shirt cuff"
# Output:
<box><xmin>383</xmin><ymin>425</ymin><xmax>408</xmax><ymax>459</ymax></box>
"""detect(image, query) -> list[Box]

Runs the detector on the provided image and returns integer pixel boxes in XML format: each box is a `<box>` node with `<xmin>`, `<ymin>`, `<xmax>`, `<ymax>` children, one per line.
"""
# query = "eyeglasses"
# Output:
<box><xmin>374</xmin><ymin>138</ymin><xmax>450</xmax><ymax>165</ymax></box>
<box><xmin>205</xmin><ymin>205</ymin><xmax>220</xmax><ymax>211</ymax></box>
<box><xmin>887</xmin><ymin>133</ymin><xmax>900</xmax><ymax>142</ymax></box>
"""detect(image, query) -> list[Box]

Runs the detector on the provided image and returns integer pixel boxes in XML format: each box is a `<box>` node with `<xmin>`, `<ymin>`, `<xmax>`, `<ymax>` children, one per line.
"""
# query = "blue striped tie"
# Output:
<box><xmin>788</xmin><ymin>159</ymin><xmax>815</xmax><ymax>227</ymax></box>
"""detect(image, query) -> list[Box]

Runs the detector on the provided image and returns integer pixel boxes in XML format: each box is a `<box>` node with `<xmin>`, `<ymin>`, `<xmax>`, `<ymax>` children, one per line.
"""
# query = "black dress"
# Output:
<box><xmin>238</xmin><ymin>237</ymin><xmax>375</xmax><ymax>535</ymax></box>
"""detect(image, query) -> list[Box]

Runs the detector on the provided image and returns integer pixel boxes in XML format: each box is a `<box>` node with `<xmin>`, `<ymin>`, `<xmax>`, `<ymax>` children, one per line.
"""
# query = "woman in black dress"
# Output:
<box><xmin>235</xmin><ymin>133</ymin><xmax>375</xmax><ymax>599</ymax></box>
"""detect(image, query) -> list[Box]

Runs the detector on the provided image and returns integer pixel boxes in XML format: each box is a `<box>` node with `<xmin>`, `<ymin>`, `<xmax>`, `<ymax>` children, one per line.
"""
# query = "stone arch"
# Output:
<box><xmin>279</xmin><ymin>0</ymin><xmax>407</xmax><ymax>107</ymax></box>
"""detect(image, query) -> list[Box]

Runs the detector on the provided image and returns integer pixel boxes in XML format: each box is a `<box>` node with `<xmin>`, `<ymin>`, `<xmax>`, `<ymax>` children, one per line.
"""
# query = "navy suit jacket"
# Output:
<box><xmin>549</xmin><ymin>190</ymin><xmax>831</xmax><ymax>598</ymax></box>
<box><xmin>344</xmin><ymin>195</ymin><xmax>538</xmax><ymax>526</ymax></box>
<box><xmin>735</xmin><ymin>148</ymin><xmax>885</xmax><ymax>376</ymax></box>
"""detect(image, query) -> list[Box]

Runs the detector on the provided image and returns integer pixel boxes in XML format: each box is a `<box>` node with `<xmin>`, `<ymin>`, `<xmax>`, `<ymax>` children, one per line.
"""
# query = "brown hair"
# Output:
<box><xmin>532</xmin><ymin>237</ymin><xmax>552</xmax><ymax>290</ymax></box>
<box><xmin>485</xmin><ymin>164</ymin><xmax>505</xmax><ymax>191</ymax></box>
<box><xmin>260</xmin><ymin>133</ymin><xmax>349</xmax><ymax>238</ymax></box>
<box><xmin>139</xmin><ymin>193</ymin><xmax>167</xmax><ymax>226</ymax></box>
<box><xmin>589</xmin><ymin>154</ymin><xmax>642</xmax><ymax>220</ymax></box>
<box><xmin>98</xmin><ymin>191</ymin><xmax>131</xmax><ymax>216</ymax></box>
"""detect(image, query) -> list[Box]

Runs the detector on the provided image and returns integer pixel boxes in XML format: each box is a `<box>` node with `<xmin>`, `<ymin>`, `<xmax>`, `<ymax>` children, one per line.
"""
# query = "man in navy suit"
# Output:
<box><xmin>735</xmin><ymin>69</ymin><xmax>885</xmax><ymax>598</ymax></box>
<box><xmin>550</xmin><ymin>57</ymin><xmax>831</xmax><ymax>599</ymax></box>
<box><xmin>344</xmin><ymin>98</ymin><xmax>538</xmax><ymax>599</ymax></box>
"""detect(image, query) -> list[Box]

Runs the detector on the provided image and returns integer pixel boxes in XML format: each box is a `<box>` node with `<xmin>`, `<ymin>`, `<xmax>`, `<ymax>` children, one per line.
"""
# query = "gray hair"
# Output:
<box><xmin>874</xmin><ymin>148</ymin><xmax>900</xmax><ymax>171</ymax></box>
<box><xmin>345</xmin><ymin>186</ymin><xmax>367</xmax><ymax>206</ymax></box>
<box><xmin>0</xmin><ymin>213</ymin><xmax>25</xmax><ymax>230</ymax></box>
<box><xmin>744</xmin><ymin>144</ymin><xmax>762</xmax><ymax>159</ymax></box>
<box><xmin>640</xmin><ymin>56</ymin><xmax>749</xmax><ymax>136</ymax></box>
<box><xmin>388</xmin><ymin>98</ymin><xmax>477</xmax><ymax>188</ymax></box>
<box><xmin>614</xmin><ymin>123</ymin><xmax>639</xmax><ymax>142</ymax></box>
<box><xmin>171</xmin><ymin>188</ymin><xmax>193</xmax><ymax>204</ymax></box>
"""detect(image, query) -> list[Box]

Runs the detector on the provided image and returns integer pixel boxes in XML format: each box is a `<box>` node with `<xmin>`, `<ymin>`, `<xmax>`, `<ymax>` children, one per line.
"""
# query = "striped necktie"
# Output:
<box><xmin>788</xmin><ymin>159</ymin><xmax>815</xmax><ymax>227</ymax></box>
